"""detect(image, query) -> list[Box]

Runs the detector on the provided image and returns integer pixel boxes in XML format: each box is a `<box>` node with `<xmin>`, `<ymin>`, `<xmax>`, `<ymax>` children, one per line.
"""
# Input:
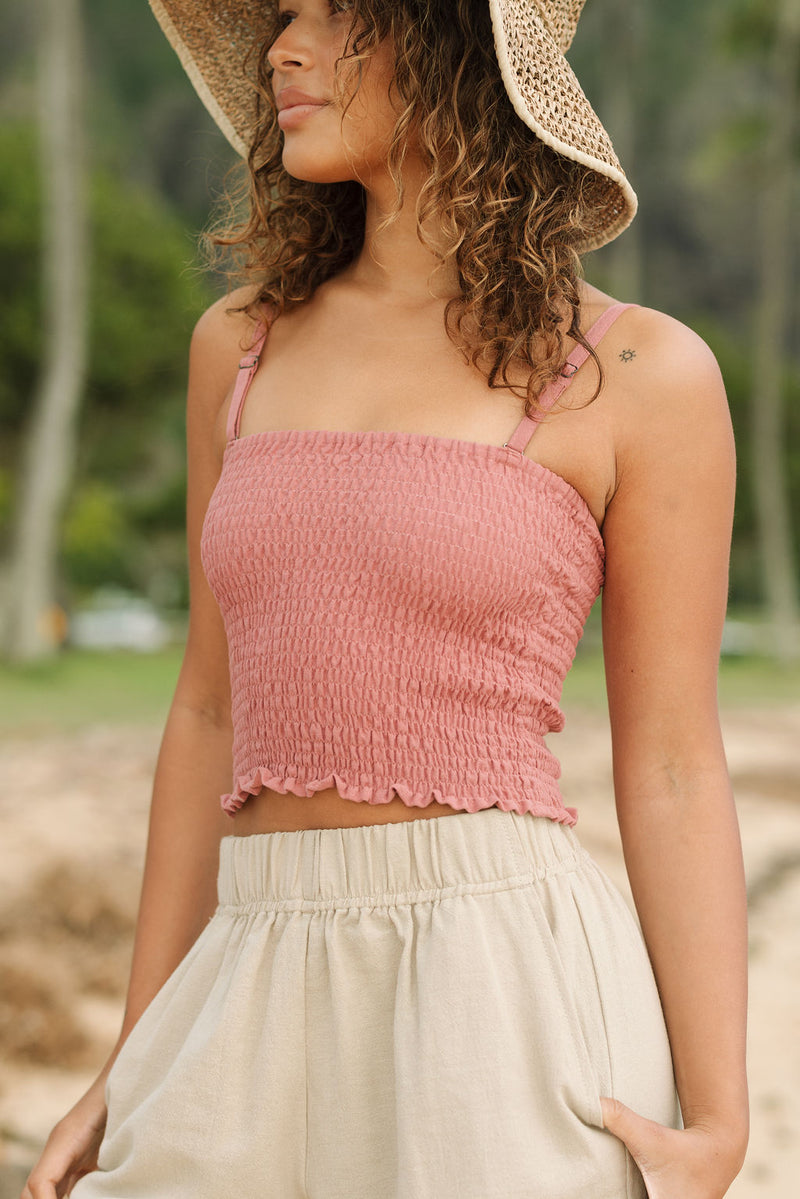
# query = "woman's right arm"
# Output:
<box><xmin>23</xmin><ymin>292</ymin><xmax>258</xmax><ymax>1199</ymax></box>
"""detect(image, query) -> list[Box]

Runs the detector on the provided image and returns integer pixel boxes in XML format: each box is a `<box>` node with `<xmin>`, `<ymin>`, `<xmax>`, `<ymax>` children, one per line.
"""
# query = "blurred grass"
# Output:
<box><xmin>563</xmin><ymin>647</ymin><xmax>800</xmax><ymax>709</ymax></box>
<box><xmin>0</xmin><ymin>644</ymin><xmax>184</xmax><ymax>735</ymax></box>
<box><xmin>0</xmin><ymin>640</ymin><xmax>797</xmax><ymax>738</ymax></box>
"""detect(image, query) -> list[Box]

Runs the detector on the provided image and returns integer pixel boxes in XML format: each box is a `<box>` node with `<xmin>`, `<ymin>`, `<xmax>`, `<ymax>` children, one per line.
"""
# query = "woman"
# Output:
<box><xmin>25</xmin><ymin>1</ymin><xmax>748</xmax><ymax>1196</ymax></box>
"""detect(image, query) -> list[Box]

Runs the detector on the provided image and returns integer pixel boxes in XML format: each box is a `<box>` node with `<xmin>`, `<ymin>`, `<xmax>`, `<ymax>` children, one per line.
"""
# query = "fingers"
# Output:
<box><xmin>22</xmin><ymin>1134</ymin><xmax>79</xmax><ymax>1199</ymax></box>
<box><xmin>599</xmin><ymin>1095</ymin><xmax>673</xmax><ymax>1176</ymax></box>
<box><xmin>21</xmin><ymin>1175</ymin><xmax>57</xmax><ymax>1199</ymax></box>
<box><xmin>20</xmin><ymin>1081</ymin><xmax>107</xmax><ymax>1199</ymax></box>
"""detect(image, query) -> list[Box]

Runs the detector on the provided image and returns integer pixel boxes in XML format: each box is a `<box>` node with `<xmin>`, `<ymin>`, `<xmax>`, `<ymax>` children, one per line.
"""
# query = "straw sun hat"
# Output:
<box><xmin>149</xmin><ymin>0</ymin><xmax>637</xmax><ymax>252</ymax></box>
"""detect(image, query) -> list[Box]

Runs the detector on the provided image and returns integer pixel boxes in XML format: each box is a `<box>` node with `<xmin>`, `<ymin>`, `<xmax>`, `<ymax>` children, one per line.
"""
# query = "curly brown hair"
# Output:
<box><xmin>208</xmin><ymin>0</ymin><xmax>606</xmax><ymax>418</ymax></box>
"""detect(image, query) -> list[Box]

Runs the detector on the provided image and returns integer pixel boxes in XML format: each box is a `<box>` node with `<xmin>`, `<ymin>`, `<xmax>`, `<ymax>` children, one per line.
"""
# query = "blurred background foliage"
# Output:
<box><xmin>0</xmin><ymin>0</ymin><xmax>238</xmax><ymax>615</ymax></box>
<box><xmin>0</xmin><ymin>0</ymin><xmax>797</xmax><ymax>637</ymax></box>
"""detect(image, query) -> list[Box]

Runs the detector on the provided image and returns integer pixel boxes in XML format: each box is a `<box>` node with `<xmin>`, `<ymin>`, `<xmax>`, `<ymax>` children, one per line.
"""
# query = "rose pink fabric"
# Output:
<box><xmin>200</xmin><ymin>302</ymin><xmax>636</xmax><ymax>820</ymax></box>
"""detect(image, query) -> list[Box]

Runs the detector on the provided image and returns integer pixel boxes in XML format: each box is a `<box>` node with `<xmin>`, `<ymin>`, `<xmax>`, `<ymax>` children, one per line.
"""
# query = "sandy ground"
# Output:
<box><xmin>0</xmin><ymin>705</ymin><xmax>798</xmax><ymax>1197</ymax></box>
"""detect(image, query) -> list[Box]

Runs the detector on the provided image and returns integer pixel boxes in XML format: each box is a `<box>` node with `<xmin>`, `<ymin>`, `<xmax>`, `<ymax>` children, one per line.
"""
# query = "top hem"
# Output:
<box><xmin>220</xmin><ymin>768</ymin><xmax>577</xmax><ymax>827</ymax></box>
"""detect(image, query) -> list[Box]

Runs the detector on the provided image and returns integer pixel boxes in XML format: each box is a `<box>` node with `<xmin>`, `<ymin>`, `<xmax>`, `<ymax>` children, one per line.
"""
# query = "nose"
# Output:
<box><xmin>267</xmin><ymin>24</ymin><xmax>311</xmax><ymax>73</ymax></box>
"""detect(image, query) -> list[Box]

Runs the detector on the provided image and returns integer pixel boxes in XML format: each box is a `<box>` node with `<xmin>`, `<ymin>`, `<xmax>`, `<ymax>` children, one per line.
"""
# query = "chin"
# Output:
<box><xmin>281</xmin><ymin>151</ymin><xmax>356</xmax><ymax>186</ymax></box>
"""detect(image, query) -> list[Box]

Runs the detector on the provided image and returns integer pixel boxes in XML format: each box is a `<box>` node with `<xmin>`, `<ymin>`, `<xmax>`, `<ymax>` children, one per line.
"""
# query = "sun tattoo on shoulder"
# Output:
<box><xmin>619</xmin><ymin>348</ymin><xmax>636</xmax><ymax>363</ymax></box>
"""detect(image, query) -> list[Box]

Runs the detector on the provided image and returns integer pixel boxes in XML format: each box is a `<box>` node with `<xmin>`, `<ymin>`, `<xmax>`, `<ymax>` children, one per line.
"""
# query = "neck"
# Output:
<box><xmin>340</xmin><ymin>158</ymin><xmax>589</xmax><ymax>324</ymax></box>
<box><xmin>346</xmin><ymin>157</ymin><xmax>460</xmax><ymax>306</ymax></box>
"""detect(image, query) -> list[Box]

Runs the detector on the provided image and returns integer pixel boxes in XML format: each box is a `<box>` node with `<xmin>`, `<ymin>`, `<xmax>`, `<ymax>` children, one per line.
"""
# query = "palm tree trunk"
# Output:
<box><xmin>3</xmin><ymin>0</ymin><xmax>89</xmax><ymax>661</ymax></box>
<box><xmin>750</xmin><ymin>0</ymin><xmax>800</xmax><ymax>662</ymax></box>
<box><xmin>599</xmin><ymin>0</ymin><xmax>645</xmax><ymax>303</ymax></box>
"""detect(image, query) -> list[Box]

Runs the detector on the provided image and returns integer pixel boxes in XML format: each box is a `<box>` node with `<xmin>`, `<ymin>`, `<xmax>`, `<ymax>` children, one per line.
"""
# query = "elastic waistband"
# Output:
<box><xmin>217</xmin><ymin>809</ymin><xmax>588</xmax><ymax>912</ymax></box>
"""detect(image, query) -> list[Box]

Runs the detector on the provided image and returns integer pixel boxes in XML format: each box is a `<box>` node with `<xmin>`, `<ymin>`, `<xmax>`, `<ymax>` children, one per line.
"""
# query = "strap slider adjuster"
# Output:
<box><xmin>560</xmin><ymin>361</ymin><xmax>579</xmax><ymax>378</ymax></box>
<box><xmin>239</xmin><ymin>353</ymin><xmax>260</xmax><ymax>371</ymax></box>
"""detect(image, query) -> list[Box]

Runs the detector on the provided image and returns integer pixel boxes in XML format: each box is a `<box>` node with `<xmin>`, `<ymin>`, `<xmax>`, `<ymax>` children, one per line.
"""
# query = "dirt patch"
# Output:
<box><xmin>0</xmin><ymin>860</ymin><xmax>138</xmax><ymax>994</ymax></box>
<box><xmin>0</xmin><ymin>858</ymin><xmax>139</xmax><ymax>1076</ymax></box>
<box><xmin>731</xmin><ymin>769</ymin><xmax>800</xmax><ymax>805</ymax></box>
<box><xmin>0</xmin><ymin>958</ymin><xmax>92</xmax><ymax>1070</ymax></box>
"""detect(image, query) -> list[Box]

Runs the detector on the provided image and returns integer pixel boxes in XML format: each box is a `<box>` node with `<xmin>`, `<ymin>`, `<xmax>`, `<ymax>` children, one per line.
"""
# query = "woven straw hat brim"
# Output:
<box><xmin>489</xmin><ymin>0</ymin><xmax>637</xmax><ymax>251</ymax></box>
<box><xmin>149</xmin><ymin>0</ymin><xmax>637</xmax><ymax>253</ymax></box>
<box><xmin>148</xmin><ymin>0</ymin><xmax>266</xmax><ymax>160</ymax></box>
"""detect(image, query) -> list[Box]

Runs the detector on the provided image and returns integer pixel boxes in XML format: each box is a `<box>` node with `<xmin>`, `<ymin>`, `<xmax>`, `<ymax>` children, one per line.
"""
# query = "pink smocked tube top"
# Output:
<box><xmin>200</xmin><ymin>302</ymin><xmax>635</xmax><ymax>822</ymax></box>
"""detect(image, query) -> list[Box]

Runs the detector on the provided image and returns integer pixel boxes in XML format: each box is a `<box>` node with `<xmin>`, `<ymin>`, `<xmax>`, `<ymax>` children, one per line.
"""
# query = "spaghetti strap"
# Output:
<box><xmin>225</xmin><ymin>309</ymin><xmax>274</xmax><ymax>443</ymax></box>
<box><xmin>502</xmin><ymin>301</ymin><xmax>639</xmax><ymax>456</ymax></box>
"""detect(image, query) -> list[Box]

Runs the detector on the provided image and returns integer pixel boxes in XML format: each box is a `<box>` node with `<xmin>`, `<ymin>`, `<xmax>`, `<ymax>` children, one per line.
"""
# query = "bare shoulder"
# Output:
<box><xmin>616</xmin><ymin>303</ymin><xmax>729</xmax><ymax>417</ymax></box>
<box><xmin>579</xmin><ymin>285</ymin><xmax>728</xmax><ymax>422</ymax></box>
<box><xmin>190</xmin><ymin>283</ymin><xmax>265</xmax><ymax>385</ymax></box>
<box><xmin>608</xmin><ymin>303</ymin><xmax>734</xmax><ymax>487</ymax></box>
<box><xmin>186</xmin><ymin>284</ymin><xmax>266</xmax><ymax>457</ymax></box>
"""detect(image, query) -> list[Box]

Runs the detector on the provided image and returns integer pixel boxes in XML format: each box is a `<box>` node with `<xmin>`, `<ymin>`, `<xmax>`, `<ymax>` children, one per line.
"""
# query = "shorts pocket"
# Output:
<box><xmin>528</xmin><ymin>875</ymin><xmax>615</xmax><ymax>1132</ymax></box>
<box><xmin>538</xmin><ymin>855</ymin><xmax>681</xmax><ymax>1144</ymax></box>
<box><xmin>541</xmin><ymin>928</ymin><xmax>608</xmax><ymax>1131</ymax></box>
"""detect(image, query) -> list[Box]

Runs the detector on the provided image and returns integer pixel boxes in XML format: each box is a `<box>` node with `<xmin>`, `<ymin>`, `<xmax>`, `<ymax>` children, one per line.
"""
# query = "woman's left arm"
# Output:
<box><xmin>598</xmin><ymin>312</ymin><xmax>749</xmax><ymax>1198</ymax></box>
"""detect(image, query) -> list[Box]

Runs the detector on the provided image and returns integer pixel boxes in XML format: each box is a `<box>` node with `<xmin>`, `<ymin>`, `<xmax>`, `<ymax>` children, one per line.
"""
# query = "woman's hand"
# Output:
<box><xmin>22</xmin><ymin>1075</ymin><xmax>107</xmax><ymax>1199</ymax></box>
<box><xmin>600</xmin><ymin>1096</ymin><xmax>747</xmax><ymax>1199</ymax></box>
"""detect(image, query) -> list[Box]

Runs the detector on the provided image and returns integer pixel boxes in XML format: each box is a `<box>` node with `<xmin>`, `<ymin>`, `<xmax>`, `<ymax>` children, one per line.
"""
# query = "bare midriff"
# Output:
<box><xmin>228</xmin><ymin>784</ymin><xmax>467</xmax><ymax>835</ymax></box>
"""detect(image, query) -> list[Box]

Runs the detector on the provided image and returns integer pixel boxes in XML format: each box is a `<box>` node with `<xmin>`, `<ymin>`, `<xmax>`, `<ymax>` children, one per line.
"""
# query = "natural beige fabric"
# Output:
<box><xmin>147</xmin><ymin>0</ymin><xmax>638</xmax><ymax>252</ymax></box>
<box><xmin>73</xmin><ymin>809</ymin><xmax>679</xmax><ymax>1198</ymax></box>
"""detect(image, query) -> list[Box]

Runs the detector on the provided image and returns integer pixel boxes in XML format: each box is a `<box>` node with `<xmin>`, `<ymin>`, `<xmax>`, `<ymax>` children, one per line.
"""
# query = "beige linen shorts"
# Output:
<box><xmin>73</xmin><ymin>808</ymin><xmax>679</xmax><ymax>1199</ymax></box>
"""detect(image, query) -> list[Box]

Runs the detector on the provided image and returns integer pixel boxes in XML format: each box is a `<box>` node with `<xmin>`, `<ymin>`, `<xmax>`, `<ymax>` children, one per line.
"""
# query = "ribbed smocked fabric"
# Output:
<box><xmin>200</xmin><ymin>302</ymin><xmax>637</xmax><ymax>821</ymax></box>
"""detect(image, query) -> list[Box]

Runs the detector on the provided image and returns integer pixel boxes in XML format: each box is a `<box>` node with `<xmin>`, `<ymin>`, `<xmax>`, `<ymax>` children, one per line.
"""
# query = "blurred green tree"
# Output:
<box><xmin>3</xmin><ymin>0</ymin><xmax>89</xmax><ymax>662</ymax></box>
<box><xmin>0</xmin><ymin>122</ymin><xmax>212</xmax><ymax>625</ymax></box>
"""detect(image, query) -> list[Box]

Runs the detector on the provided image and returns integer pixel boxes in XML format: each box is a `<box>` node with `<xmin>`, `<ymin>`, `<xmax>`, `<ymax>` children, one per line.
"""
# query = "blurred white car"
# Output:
<box><xmin>68</xmin><ymin>588</ymin><xmax>172</xmax><ymax>652</ymax></box>
<box><xmin>720</xmin><ymin>619</ymin><xmax>769</xmax><ymax>656</ymax></box>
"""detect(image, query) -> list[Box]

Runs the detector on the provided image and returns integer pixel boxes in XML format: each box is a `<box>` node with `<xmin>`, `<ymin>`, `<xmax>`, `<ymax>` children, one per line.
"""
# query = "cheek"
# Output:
<box><xmin>279</xmin><ymin>39</ymin><xmax>401</xmax><ymax>182</ymax></box>
<box><xmin>340</xmin><ymin>101</ymin><xmax>396</xmax><ymax>163</ymax></box>
<box><xmin>338</xmin><ymin>51</ymin><xmax>400</xmax><ymax>157</ymax></box>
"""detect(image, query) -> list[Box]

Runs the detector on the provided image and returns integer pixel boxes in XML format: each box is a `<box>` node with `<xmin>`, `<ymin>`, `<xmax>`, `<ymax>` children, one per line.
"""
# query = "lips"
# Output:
<box><xmin>276</xmin><ymin>87</ymin><xmax>328</xmax><ymax>112</ymax></box>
